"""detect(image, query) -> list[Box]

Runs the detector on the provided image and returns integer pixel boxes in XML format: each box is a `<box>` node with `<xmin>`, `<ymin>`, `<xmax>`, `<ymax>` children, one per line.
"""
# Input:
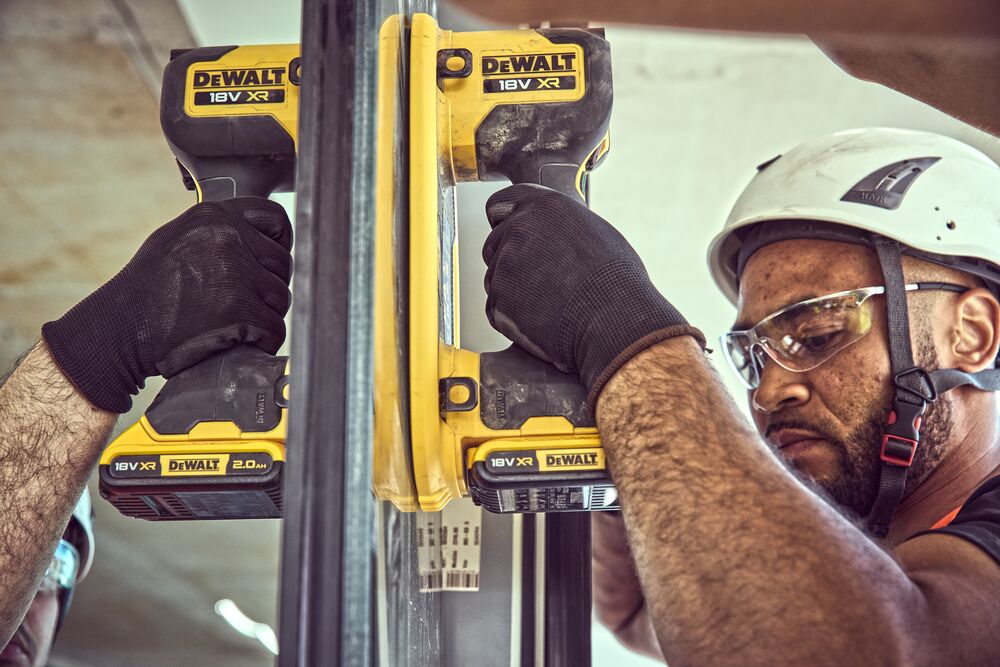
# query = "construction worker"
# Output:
<box><xmin>0</xmin><ymin>493</ymin><xmax>95</xmax><ymax>666</ymax></box>
<box><xmin>482</xmin><ymin>128</ymin><xmax>1000</xmax><ymax>663</ymax></box>
<box><xmin>0</xmin><ymin>198</ymin><xmax>292</xmax><ymax>648</ymax></box>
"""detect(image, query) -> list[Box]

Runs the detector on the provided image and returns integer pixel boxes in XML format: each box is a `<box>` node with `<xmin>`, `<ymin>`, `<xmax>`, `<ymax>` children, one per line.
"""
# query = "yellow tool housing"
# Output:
<box><xmin>100</xmin><ymin>44</ymin><xmax>299</xmax><ymax>520</ymax></box>
<box><xmin>100</xmin><ymin>19</ymin><xmax>617</xmax><ymax>521</ymax></box>
<box><xmin>372</xmin><ymin>14</ymin><xmax>617</xmax><ymax>513</ymax></box>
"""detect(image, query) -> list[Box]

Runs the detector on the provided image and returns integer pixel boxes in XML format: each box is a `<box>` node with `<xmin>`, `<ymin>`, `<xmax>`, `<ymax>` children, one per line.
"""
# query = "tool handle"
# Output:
<box><xmin>151</xmin><ymin>172</ymin><xmax>284</xmax><ymax>425</ymax></box>
<box><xmin>147</xmin><ymin>345</ymin><xmax>288</xmax><ymax>435</ymax></box>
<box><xmin>498</xmin><ymin>137</ymin><xmax>609</xmax><ymax>205</ymax></box>
<box><xmin>531</xmin><ymin>163</ymin><xmax>587</xmax><ymax>204</ymax></box>
<box><xmin>190</xmin><ymin>157</ymin><xmax>288</xmax><ymax>202</ymax></box>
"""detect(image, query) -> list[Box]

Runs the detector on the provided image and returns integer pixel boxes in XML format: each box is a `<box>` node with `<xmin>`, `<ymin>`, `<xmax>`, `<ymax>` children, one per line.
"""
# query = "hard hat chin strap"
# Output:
<box><xmin>867</xmin><ymin>236</ymin><xmax>1000</xmax><ymax>536</ymax></box>
<box><xmin>868</xmin><ymin>236</ymin><xmax>932</xmax><ymax>536</ymax></box>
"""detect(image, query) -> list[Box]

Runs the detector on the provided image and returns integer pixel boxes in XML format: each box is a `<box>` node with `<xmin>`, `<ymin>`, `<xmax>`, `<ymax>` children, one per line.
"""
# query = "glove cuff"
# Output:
<box><xmin>585</xmin><ymin>324</ymin><xmax>706</xmax><ymax>412</ymax></box>
<box><xmin>42</xmin><ymin>317</ymin><xmax>136</xmax><ymax>414</ymax></box>
<box><xmin>562</xmin><ymin>261</ymin><xmax>704</xmax><ymax>407</ymax></box>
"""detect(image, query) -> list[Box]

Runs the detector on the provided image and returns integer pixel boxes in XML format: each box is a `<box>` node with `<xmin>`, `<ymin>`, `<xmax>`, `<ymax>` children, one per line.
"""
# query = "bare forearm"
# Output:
<box><xmin>452</xmin><ymin>0</ymin><xmax>999</xmax><ymax>38</ymax></box>
<box><xmin>0</xmin><ymin>342</ymin><xmax>115</xmax><ymax>644</ymax></box>
<box><xmin>454</xmin><ymin>1</ymin><xmax>1000</xmax><ymax>136</ymax></box>
<box><xmin>814</xmin><ymin>35</ymin><xmax>1000</xmax><ymax>136</ymax></box>
<box><xmin>596</xmin><ymin>338</ymin><xmax>922</xmax><ymax>664</ymax></box>
<box><xmin>592</xmin><ymin>512</ymin><xmax>664</xmax><ymax>659</ymax></box>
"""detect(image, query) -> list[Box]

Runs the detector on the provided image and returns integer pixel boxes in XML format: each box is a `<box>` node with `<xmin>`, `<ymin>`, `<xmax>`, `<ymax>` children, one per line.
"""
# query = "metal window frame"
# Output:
<box><xmin>278</xmin><ymin>0</ymin><xmax>378</xmax><ymax>664</ymax></box>
<box><xmin>278</xmin><ymin>2</ymin><xmax>592</xmax><ymax>664</ymax></box>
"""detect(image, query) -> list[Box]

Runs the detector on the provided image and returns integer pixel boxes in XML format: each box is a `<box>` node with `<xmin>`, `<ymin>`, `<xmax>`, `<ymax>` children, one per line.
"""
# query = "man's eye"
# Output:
<box><xmin>799</xmin><ymin>330</ymin><xmax>845</xmax><ymax>352</ymax></box>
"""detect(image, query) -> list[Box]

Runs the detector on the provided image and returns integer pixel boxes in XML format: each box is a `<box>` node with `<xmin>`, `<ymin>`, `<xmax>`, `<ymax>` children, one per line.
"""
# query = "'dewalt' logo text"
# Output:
<box><xmin>168</xmin><ymin>458</ymin><xmax>221</xmax><ymax>473</ymax></box>
<box><xmin>545</xmin><ymin>452</ymin><xmax>598</xmax><ymax>468</ymax></box>
<box><xmin>193</xmin><ymin>68</ymin><xmax>286</xmax><ymax>88</ymax></box>
<box><xmin>191</xmin><ymin>67</ymin><xmax>287</xmax><ymax>105</ymax></box>
<box><xmin>480</xmin><ymin>52</ymin><xmax>579</xmax><ymax>93</ymax></box>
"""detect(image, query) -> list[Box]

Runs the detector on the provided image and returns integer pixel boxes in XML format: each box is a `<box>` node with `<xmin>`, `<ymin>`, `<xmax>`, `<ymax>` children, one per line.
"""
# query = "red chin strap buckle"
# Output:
<box><xmin>880</xmin><ymin>434</ymin><xmax>917</xmax><ymax>466</ymax></box>
<box><xmin>880</xmin><ymin>400</ymin><xmax>924</xmax><ymax>466</ymax></box>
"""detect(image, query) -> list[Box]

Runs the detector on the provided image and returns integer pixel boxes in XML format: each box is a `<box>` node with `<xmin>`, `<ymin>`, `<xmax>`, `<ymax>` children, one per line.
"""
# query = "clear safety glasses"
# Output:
<box><xmin>722</xmin><ymin>283</ymin><xmax>967</xmax><ymax>390</ymax></box>
<box><xmin>37</xmin><ymin>539</ymin><xmax>79</xmax><ymax>596</ymax></box>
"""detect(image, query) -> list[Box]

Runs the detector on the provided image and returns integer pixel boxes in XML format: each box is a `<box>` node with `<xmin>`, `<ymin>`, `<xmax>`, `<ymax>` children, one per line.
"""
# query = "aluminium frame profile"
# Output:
<box><xmin>277</xmin><ymin>1</ymin><xmax>592</xmax><ymax>663</ymax></box>
<box><xmin>278</xmin><ymin>0</ymin><xmax>379</xmax><ymax>664</ymax></box>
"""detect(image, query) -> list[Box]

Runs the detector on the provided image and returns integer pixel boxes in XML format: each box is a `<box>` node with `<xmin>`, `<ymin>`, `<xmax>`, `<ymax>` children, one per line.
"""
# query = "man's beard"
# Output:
<box><xmin>822</xmin><ymin>340</ymin><xmax>953</xmax><ymax>520</ymax></box>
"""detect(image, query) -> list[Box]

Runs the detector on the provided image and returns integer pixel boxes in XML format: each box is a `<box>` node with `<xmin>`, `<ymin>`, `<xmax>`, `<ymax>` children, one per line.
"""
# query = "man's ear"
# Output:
<box><xmin>950</xmin><ymin>288</ymin><xmax>1000</xmax><ymax>372</ymax></box>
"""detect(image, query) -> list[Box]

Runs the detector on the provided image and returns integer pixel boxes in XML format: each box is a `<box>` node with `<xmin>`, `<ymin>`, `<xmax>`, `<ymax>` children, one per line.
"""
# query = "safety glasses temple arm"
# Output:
<box><xmin>907</xmin><ymin>282</ymin><xmax>969</xmax><ymax>294</ymax></box>
<box><xmin>726</xmin><ymin>282</ymin><xmax>970</xmax><ymax>337</ymax></box>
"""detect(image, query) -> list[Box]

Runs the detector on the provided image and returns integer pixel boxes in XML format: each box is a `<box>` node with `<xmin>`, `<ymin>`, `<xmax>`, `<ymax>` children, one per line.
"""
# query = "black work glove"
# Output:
<box><xmin>42</xmin><ymin>198</ymin><xmax>293</xmax><ymax>413</ymax></box>
<box><xmin>483</xmin><ymin>184</ymin><xmax>704</xmax><ymax>408</ymax></box>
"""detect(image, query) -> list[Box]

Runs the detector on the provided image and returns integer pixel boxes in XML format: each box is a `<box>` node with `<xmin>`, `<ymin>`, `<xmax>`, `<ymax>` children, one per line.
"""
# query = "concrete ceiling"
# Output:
<box><xmin>2</xmin><ymin>1</ymin><xmax>998</xmax><ymax>666</ymax></box>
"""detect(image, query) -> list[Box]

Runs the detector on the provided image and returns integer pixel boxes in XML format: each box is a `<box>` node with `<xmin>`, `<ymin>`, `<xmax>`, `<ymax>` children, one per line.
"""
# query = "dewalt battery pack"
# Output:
<box><xmin>99</xmin><ymin>346</ymin><xmax>288</xmax><ymax>520</ymax></box>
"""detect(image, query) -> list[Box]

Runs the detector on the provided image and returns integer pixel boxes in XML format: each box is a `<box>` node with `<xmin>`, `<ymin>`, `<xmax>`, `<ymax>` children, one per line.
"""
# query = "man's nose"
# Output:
<box><xmin>751</xmin><ymin>357</ymin><xmax>810</xmax><ymax>414</ymax></box>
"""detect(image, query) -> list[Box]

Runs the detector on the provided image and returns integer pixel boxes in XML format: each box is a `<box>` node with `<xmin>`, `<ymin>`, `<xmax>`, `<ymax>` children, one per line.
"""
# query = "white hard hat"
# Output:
<box><xmin>66</xmin><ymin>490</ymin><xmax>95</xmax><ymax>582</ymax></box>
<box><xmin>708</xmin><ymin>127</ymin><xmax>1000</xmax><ymax>303</ymax></box>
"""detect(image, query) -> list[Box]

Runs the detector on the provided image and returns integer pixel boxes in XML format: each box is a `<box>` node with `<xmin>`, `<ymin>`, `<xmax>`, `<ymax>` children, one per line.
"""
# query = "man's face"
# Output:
<box><xmin>736</xmin><ymin>238</ymin><xmax>952</xmax><ymax>519</ymax></box>
<box><xmin>0</xmin><ymin>590</ymin><xmax>59</xmax><ymax>667</ymax></box>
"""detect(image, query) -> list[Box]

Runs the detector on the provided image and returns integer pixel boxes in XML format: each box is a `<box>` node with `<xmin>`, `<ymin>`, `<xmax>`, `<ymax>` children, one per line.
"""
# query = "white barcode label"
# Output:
<box><xmin>445</xmin><ymin>570</ymin><xmax>480</xmax><ymax>589</ymax></box>
<box><xmin>417</xmin><ymin>499</ymin><xmax>482</xmax><ymax>592</ymax></box>
<box><xmin>419</xmin><ymin>570</ymin><xmax>443</xmax><ymax>591</ymax></box>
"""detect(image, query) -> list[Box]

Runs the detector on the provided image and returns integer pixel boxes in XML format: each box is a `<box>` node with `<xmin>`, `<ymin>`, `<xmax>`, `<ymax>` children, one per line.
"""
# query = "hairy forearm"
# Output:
<box><xmin>0</xmin><ymin>342</ymin><xmax>115</xmax><ymax>644</ymax></box>
<box><xmin>592</xmin><ymin>512</ymin><xmax>664</xmax><ymax>659</ymax></box>
<box><xmin>454</xmin><ymin>1</ymin><xmax>1000</xmax><ymax>136</ymax></box>
<box><xmin>814</xmin><ymin>35</ymin><xmax>1000</xmax><ymax>136</ymax></box>
<box><xmin>596</xmin><ymin>338</ymin><xmax>923</xmax><ymax>665</ymax></box>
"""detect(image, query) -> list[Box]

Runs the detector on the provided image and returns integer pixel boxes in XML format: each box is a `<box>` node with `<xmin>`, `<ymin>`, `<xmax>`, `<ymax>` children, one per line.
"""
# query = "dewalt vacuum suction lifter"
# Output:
<box><xmin>99</xmin><ymin>15</ymin><xmax>618</xmax><ymax>520</ymax></box>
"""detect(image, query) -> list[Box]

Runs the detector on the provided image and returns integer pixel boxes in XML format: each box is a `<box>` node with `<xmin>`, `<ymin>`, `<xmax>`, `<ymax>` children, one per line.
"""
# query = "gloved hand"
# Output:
<box><xmin>42</xmin><ymin>198</ymin><xmax>293</xmax><ymax>413</ymax></box>
<box><xmin>483</xmin><ymin>184</ymin><xmax>704</xmax><ymax>408</ymax></box>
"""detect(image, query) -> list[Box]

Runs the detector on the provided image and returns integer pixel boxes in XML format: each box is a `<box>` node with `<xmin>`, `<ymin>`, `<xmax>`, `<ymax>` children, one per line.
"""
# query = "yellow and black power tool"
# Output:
<box><xmin>371</xmin><ymin>15</ymin><xmax>616</xmax><ymax>514</ymax></box>
<box><xmin>98</xmin><ymin>44</ymin><xmax>298</xmax><ymax>520</ymax></box>
<box><xmin>99</xmin><ymin>16</ymin><xmax>617</xmax><ymax>521</ymax></box>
